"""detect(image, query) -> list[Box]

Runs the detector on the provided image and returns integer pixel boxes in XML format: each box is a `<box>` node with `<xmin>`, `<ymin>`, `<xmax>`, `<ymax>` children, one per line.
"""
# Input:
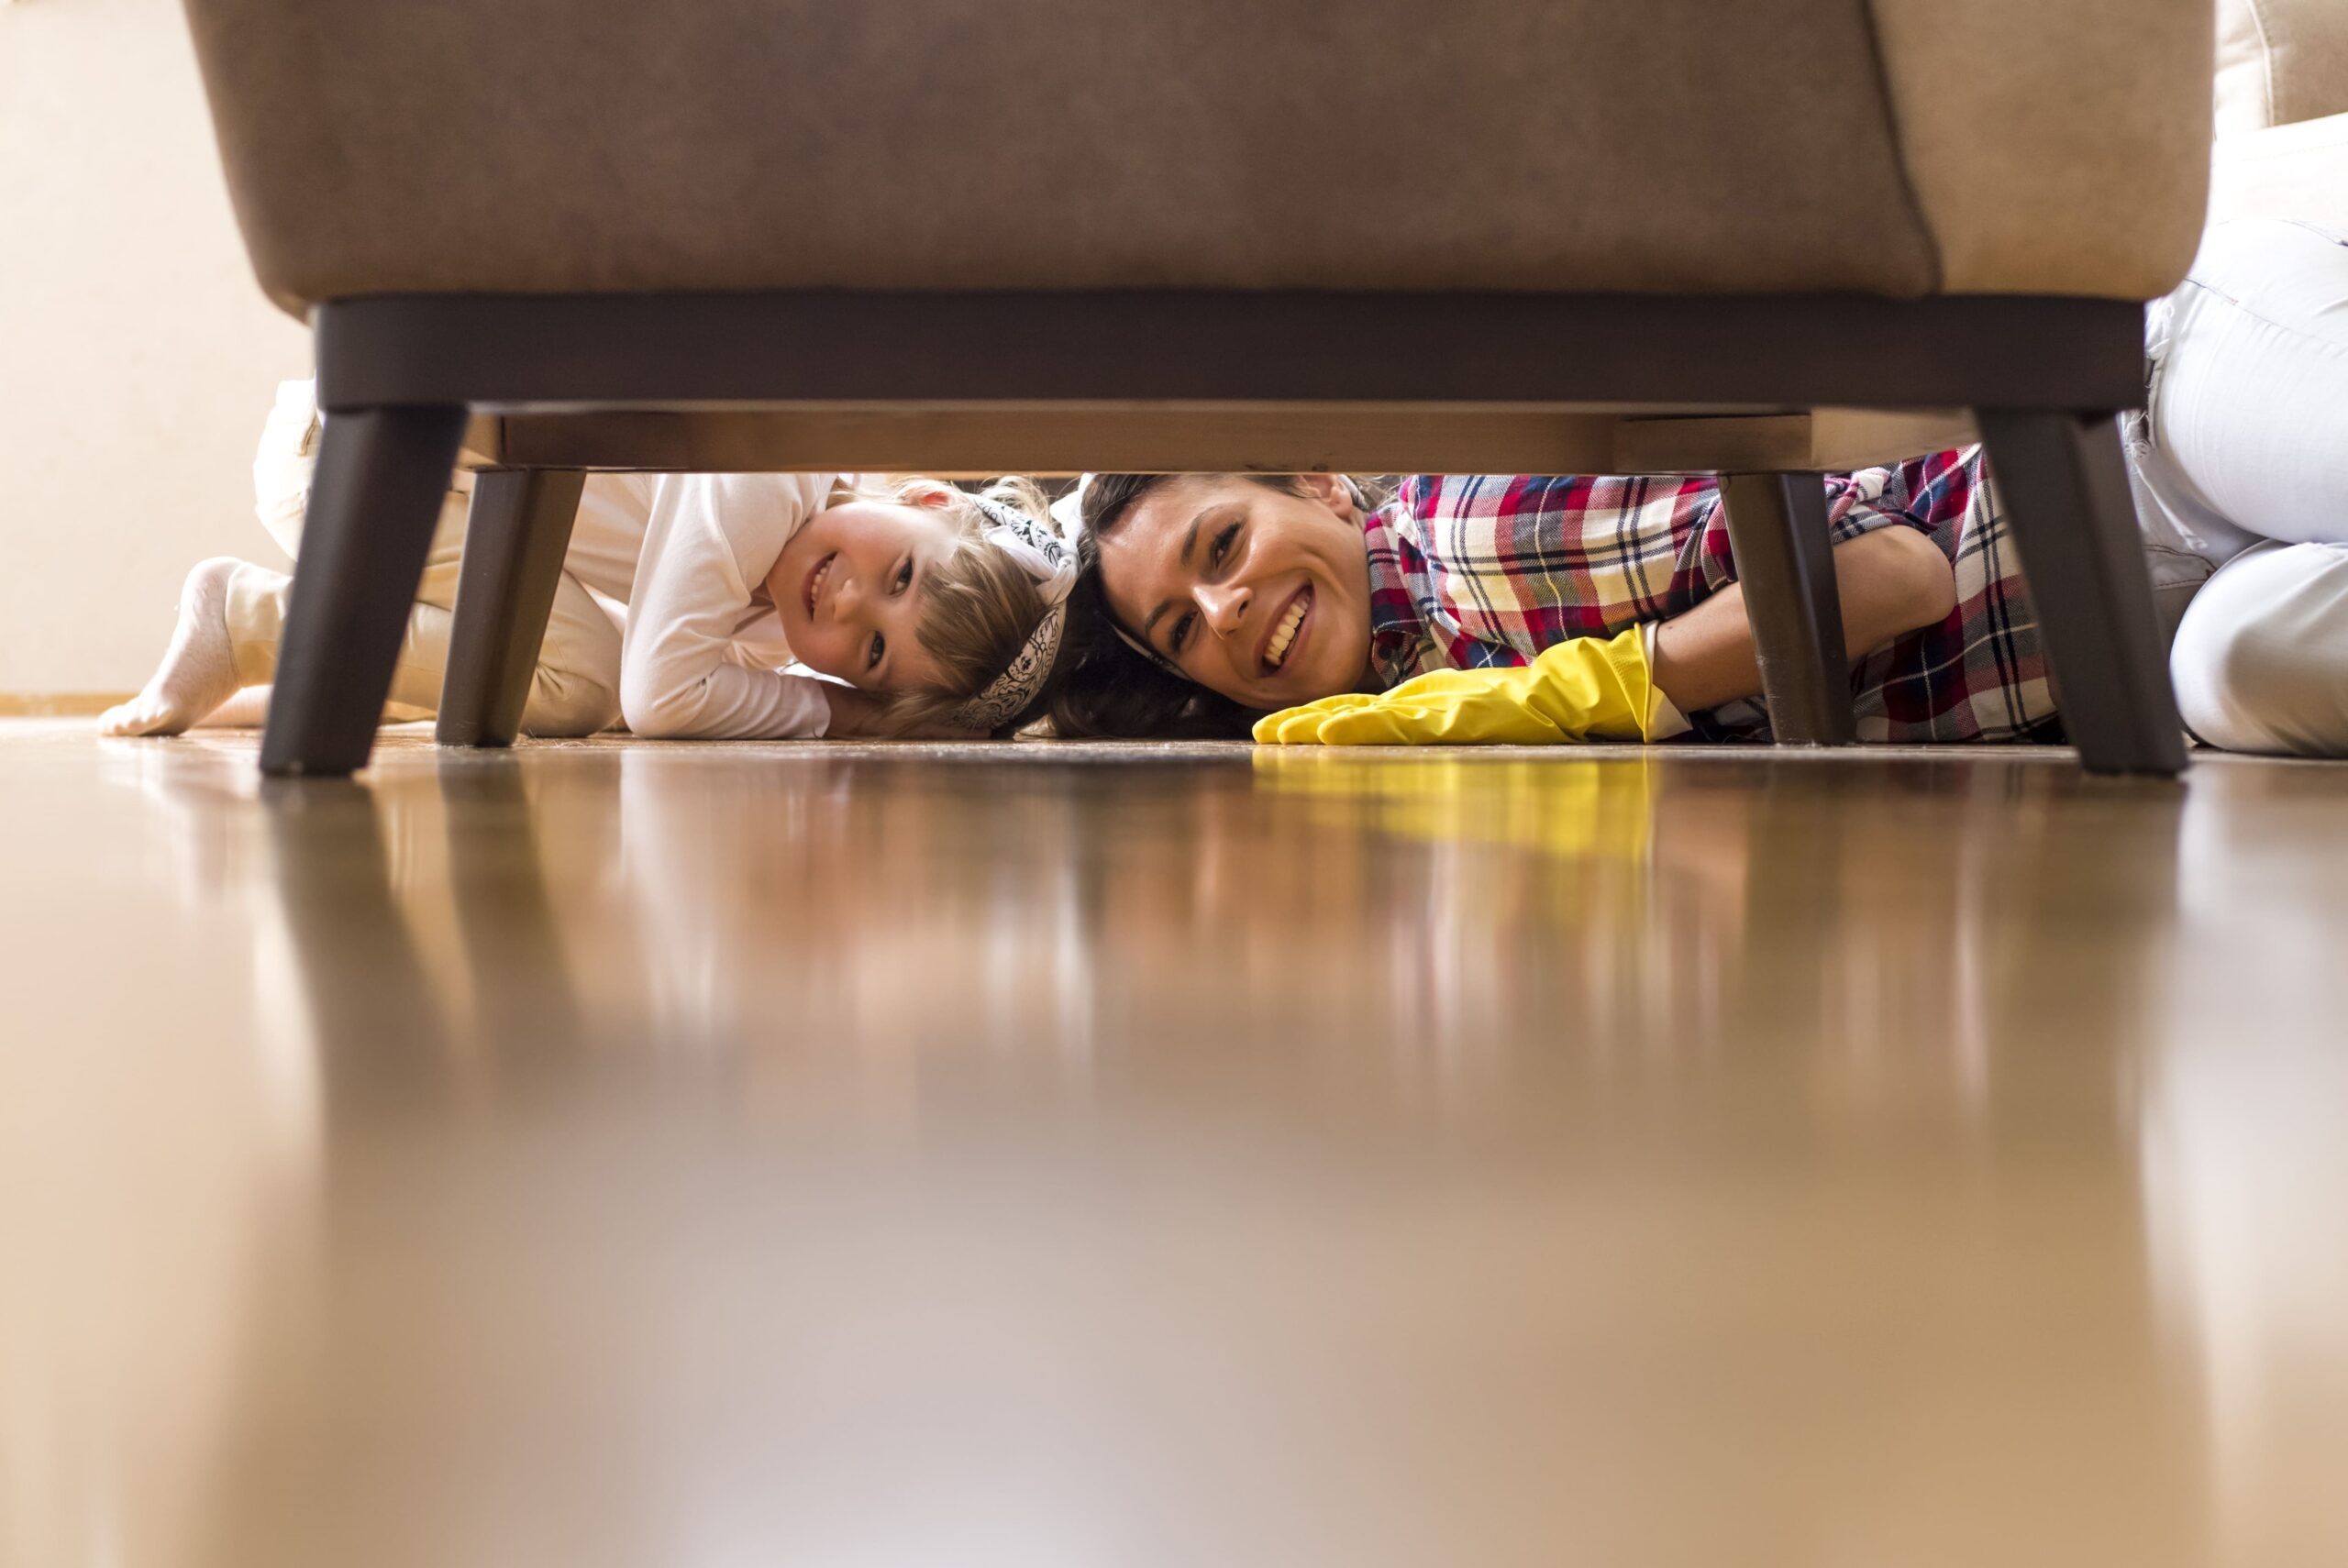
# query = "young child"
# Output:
<box><xmin>102</xmin><ymin>382</ymin><xmax>1073</xmax><ymax>741</ymax></box>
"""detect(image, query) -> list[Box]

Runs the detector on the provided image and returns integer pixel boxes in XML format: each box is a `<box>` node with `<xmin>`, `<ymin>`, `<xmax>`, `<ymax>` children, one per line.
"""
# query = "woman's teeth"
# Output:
<box><xmin>1265</xmin><ymin>597</ymin><xmax>1307</xmax><ymax>669</ymax></box>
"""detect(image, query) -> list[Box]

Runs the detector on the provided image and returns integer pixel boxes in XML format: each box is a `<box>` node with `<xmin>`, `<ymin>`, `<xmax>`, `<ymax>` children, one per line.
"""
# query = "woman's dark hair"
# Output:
<box><xmin>1043</xmin><ymin>474</ymin><xmax>1315</xmax><ymax>739</ymax></box>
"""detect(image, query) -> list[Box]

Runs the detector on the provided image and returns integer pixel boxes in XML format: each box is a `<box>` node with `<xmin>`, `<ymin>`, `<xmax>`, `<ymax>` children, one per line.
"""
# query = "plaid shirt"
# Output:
<box><xmin>1366</xmin><ymin>448</ymin><xmax>2059</xmax><ymax>744</ymax></box>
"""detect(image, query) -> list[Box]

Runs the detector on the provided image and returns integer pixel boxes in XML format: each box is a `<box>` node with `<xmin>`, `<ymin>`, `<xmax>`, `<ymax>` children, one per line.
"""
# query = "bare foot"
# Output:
<box><xmin>99</xmin><ymin>559</ymin><xmax>247</xmax><ymax>736</ymax></box>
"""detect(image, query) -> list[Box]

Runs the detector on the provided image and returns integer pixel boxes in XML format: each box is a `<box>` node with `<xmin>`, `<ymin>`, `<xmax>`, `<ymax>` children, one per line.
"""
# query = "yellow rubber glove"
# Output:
<box><xmin>1253</xmin><ymin>624</ymin><xmax>1663</xmax><ymax>745</ymax></box>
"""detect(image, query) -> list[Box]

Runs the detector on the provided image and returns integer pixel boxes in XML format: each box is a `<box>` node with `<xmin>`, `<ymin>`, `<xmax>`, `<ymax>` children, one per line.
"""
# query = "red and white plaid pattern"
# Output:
<box><xmin>1366</xmin><ymin>448</ymin><xmax>2058</xmax><ymax>744</ymax></box>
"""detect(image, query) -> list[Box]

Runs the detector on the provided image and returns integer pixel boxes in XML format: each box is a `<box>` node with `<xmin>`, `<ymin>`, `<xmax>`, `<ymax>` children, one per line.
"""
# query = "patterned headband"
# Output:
<box><xmin>950</xmin><ymin>494</ymin><xmax>1078</xmax><ymax>733</ymax></box>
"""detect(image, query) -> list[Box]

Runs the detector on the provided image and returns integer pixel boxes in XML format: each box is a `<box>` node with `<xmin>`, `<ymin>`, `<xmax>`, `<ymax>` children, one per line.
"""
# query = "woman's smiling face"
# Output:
<box><xmin>1095</xmin><ymin>475</ymin><xmax>1377</xmax><ymax>712</ymax></box>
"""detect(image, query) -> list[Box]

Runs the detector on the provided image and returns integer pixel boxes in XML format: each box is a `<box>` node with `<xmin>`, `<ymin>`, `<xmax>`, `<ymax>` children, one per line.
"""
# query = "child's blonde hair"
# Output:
<box><xmin>845</xmin><ymin>475</ymin><xmax>1064</xmax><ymax>734</ymax></box>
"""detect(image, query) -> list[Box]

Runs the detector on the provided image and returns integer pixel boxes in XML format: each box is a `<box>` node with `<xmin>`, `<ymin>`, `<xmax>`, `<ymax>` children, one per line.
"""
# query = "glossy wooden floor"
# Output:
<box><xmin>7</xmin><ymin>721</ymin><xmax>2348</xmax><ymax>1567</ymax></box>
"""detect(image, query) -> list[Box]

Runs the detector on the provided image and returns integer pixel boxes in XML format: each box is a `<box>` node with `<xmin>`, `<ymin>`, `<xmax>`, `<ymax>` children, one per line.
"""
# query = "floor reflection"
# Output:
<box><xmin>197</xmin><ymin>746</ymin><xmax>2211</xmax><ymax>1564</ymax></box>
<box><xmin>2143</xmin><ymin>762</ymin><xmax>2348</xmax><ymax>1559</ymax></box>
<box><xmin>19</xmin><ymin>730</ymin><xmax>2348</xmax><ymax>1563</ymax></box>
<box><xmin>240</xmin><ymin>746</ymin><xmax>2198</xmax><ymax>1142</ymax></box>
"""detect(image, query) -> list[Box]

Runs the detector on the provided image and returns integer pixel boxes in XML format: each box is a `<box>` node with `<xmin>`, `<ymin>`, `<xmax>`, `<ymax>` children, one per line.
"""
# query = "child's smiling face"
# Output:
<box><xmin>770</xmin><ymin>497</ymin><xmax>961</xmax><ymax>693</ymax></box>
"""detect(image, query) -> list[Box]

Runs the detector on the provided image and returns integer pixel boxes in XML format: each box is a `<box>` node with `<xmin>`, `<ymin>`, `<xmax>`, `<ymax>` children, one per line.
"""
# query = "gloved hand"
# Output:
<box><xmin>1252</xmin><ymin>625</ymin><xmax>1678</xmax><ymax>745</ymax></box>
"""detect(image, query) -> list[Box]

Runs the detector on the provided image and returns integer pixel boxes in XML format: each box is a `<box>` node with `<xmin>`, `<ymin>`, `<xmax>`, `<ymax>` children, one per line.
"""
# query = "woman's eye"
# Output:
<box><xmin>1210</xmin><ymin>523</ymin><xmax>1239</xmax><ymax>566</ymax></box>
<box><xmin>867</xmin><ymin>632</ymin><xmax>886</xmax><ymax>671</ymax></box>
<box><xmin>1171</xmin><ymin>612</ymin><xmax>1197</xmax><ymax>654</ymax></box>
<box><xmin>893</xmin><ymin>559</ymin><xmax>914</xmax><ymax>594</ymax></box>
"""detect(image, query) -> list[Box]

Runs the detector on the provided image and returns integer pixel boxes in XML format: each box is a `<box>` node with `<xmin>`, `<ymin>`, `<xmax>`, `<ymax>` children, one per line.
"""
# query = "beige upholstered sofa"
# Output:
<box><xmin>2211</xmin><ymin>0</ymin><xmax>2348</xmax><ymax>227</ymax></box>
<box><xmin>178</xmin><ymin>0</ymin><xmax>2214</xmax><ymax>775</ymax></box>
<box><xmin>2216</xmin><ymin>0</ymin><xmax>2348</xmax><ymax>138</ymax></box>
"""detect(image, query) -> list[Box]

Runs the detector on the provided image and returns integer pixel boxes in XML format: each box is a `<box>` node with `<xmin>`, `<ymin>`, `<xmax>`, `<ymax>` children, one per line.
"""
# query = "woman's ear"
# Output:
<box><xmin>1294</xmin><ymin>472</ymin><xmax>1362</xmax><ymax>525</ymax></box>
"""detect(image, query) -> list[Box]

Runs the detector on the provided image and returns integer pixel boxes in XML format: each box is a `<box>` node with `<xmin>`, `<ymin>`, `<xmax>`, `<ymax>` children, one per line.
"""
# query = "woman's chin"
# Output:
<box><xmin>1246</xmin><ymin>668</ymin><xmax>1334</xmax><ymax>713</ymax></box>
<box><xmin>1275</xmin><ymin>639</ymin><xmax>1369</xmax><ymax>710</ymax></box>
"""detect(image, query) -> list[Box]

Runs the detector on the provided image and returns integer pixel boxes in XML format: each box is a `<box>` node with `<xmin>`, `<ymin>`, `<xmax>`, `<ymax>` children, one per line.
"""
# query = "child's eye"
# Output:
<box><xmin>1210</xmin><ymin>523</ymin><xmax>1239</xmax><ymax>566</ymax></box>
<box><xmin>892</xmin><ymin>558</ymin><xmax>914</xmax><ymax>595</ymax></box>
<box><xmin>867</xmin><ymin>632</ymin><xmax>886</xmax><ymax>671</ymax></box>
<box><xmin>1171</xmin><ymin>611</ymin><xmax>1197</xmax><ymax>655</ymax></box>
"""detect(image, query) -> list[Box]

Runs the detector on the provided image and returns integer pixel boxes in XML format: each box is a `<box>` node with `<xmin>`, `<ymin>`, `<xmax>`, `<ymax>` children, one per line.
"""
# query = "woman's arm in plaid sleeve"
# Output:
<box><xmin>1650</xmin><ymin>527</ymin><xmax>1955</xmax><ymax>712</ymax></box>
<box><xmin>1822</xmin><ymin>447</ymin><xmax>1982</xmax><ymax>544</ymax></box>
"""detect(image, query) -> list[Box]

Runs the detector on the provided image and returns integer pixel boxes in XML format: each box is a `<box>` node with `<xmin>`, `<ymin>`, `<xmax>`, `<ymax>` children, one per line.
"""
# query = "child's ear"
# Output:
<box><xmin>903</xmin><ymin>481</ymin><xmax>957</xmax><ymax>511</ymax></box>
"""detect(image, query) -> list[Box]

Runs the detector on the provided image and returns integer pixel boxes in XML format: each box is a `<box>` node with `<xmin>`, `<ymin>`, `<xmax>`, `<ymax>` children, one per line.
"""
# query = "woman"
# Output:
<box><xmin>1053</xmin><ymin>457</ymin><xmax>2042</xmax><ymax>747</ymax></box>
<box><xmin>2139</xmin><ymin>219</ymin><xmax>2348</xmax><ymax>756</ymax></box>
<box><xmin>1056</xmin><ymin>217</ymin><xmax>2348</xmax><ymax>754</ymax></box>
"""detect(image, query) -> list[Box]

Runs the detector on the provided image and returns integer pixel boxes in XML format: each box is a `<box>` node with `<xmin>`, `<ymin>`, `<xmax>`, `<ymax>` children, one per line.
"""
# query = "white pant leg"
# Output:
<box><xmin>2143</xmin><ymin>220</ymin><xmax>2348</xmax><ymax>550</ymax></box>
<box><xmin>234</xmin><ymin>381</ymin><xmax>624</xmax><ymax>734</ymax></box>
<box><xmin>2132</xmin><ymin>222</ymin><xmax>2348</xmax><ymax>755</ymax></box>
<box><xmin>2172</xmin><ymin>541</ymin><xmax>2348</xmax><ymax>756</ymax></box>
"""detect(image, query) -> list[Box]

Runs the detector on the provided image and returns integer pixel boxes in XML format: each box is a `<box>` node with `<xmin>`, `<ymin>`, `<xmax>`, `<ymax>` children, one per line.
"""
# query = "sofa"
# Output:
<box><xmin>2211</xmin><ymin>0</ymin><xmax>2348</xmax><ymax>229</ymax></box>
<box><xmin>177</xmin><ymin>0</ymin><xmax>2215</xmax><ymax>774</ymax></box>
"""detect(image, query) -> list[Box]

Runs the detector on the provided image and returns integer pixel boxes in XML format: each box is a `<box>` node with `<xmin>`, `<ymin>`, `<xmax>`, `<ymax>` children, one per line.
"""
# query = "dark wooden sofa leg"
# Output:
<box><xmin>1719</xmin><ymin>471</ymin><xmax>1855</xmax><ymax>745</ymax></box>
<box><xmin>1977</xmin><ymin>411</ymin><xmax>2186</xmax><ymax>777</ymax></box>
<box><xmin>260</xmin><ymin>404</ymin><xmax>469</xmax><ymax>778</ymax></box>
<box><xmin>437</xmin><ymin>469</ymin><xmax>587</xmax><ymax>747</ymax></box>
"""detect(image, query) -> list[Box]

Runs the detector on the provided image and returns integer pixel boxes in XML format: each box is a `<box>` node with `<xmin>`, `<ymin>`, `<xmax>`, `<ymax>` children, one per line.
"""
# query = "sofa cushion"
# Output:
<box><xmin>2217</xmin><ymin>0</ymin><xmax>2348</xmax><ymax>134</ymax></box>
<box><xmin>180</xmin><ymin>0</ymin><xmax>2209</xmax><ymax>311</ymax></box>
<box><xmin>1869</xmin><ymin>0</ymin><xmax>2210</xmax><ymax>298</ymax></box>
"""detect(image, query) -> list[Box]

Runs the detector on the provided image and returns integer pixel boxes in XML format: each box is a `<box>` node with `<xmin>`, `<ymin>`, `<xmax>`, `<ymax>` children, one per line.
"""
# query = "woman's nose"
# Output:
<box><xmin>1197</xmin><ymin>580</ymin><xmax>1249</xmax><ymax>635</ymax></box>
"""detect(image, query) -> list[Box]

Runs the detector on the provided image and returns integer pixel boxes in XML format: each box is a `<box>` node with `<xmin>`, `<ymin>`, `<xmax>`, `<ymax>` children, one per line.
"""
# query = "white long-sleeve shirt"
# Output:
<box><xmin>605</xmin><ymin>472</ymin><xmax>839</xmax><ymax>739</ymax></box>
<box><xmin>261</xmin><ymin>382</ymin><xmax>841</xmax><ymax>739</ymax></box>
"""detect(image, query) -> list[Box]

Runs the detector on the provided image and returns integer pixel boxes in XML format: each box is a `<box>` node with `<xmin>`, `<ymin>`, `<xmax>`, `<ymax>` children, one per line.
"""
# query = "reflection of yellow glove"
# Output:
<box><xmin>1252</xmin><ymin>750</ymin><xmax>1656</xmax><ymax>863</ymax></box>
<box><xmin>1253</xmin><ymin>625</ymin><xmax>1673</xmax><ymax>745</ymax></box>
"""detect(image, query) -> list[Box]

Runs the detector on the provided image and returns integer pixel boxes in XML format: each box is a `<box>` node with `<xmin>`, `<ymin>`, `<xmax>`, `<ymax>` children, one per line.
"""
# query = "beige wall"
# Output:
<box><xmin>1</xmin><ymin>0</ymin><xmax>312</xmax><ymax>697</ymax></box>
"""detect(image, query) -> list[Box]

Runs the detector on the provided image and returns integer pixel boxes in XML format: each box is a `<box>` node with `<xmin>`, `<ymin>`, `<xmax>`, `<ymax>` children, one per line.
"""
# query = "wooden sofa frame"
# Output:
<box><xmin>265</xmin><ymin>289</ymin><xmax>2180</xmax><ymax>775</ymax></box>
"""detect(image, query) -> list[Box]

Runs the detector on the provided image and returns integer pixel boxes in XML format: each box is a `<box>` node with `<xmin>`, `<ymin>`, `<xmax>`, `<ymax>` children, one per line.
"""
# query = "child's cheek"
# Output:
<box><xmin>793</xmin><ymin>638</ymin><xmax>848</xmax><ymax>682</ymax></box>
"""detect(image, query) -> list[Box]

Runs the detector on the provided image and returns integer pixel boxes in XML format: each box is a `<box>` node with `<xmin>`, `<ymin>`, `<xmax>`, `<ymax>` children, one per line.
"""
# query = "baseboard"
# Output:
<box><xmin>0</xmin><ymin>693</ymin><xmax>133</xmax><ymax>716</ymax></box>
